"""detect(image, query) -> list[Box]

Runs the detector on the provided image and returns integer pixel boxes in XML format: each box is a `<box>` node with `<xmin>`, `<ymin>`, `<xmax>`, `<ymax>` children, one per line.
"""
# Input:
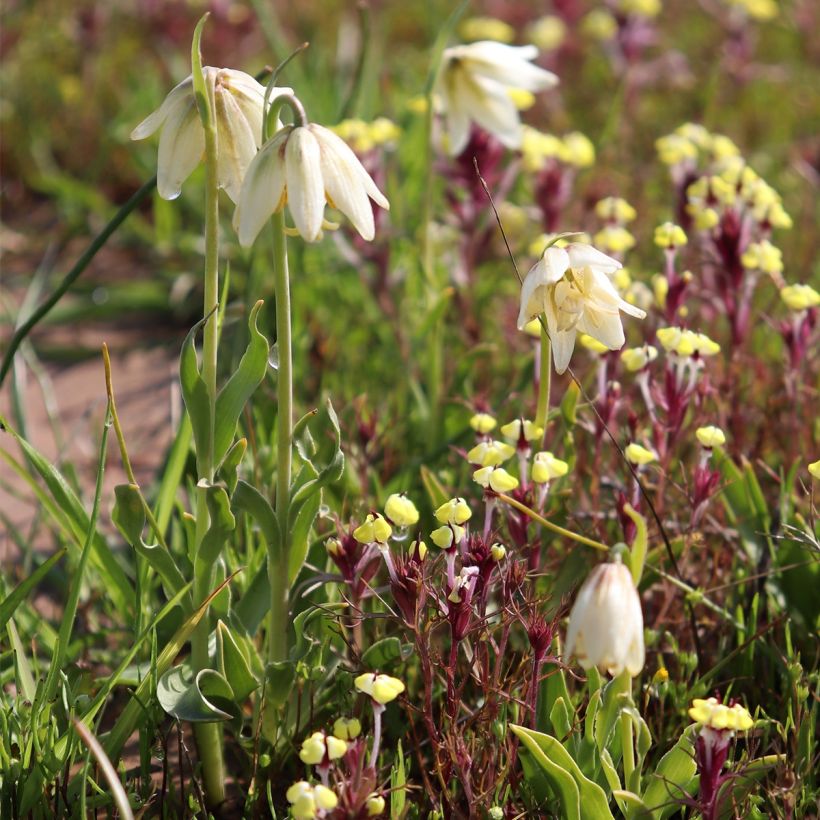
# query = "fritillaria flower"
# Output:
<box><xmin>435</xmin><ymin>41</ymin><xmax>558</xmax><ymax>156</ymax></box>
<box><xmin>131</xmin><ymin>68</ymin><xmax>291</xmax><ymax>202</ymax></box>
<box><xmin>235</xmin><ymin>122</ymin><xmax>389</xmax><ymax>245</ymax></box>
<box><xmin>518</xmin><ymin>243</ymin><xmax>646</xmax><ymax>374</ymax></box>
<box><xmin>564</xmin><ymin>557</ymin><xmax>645</xmax><ymax>677</ymax></box>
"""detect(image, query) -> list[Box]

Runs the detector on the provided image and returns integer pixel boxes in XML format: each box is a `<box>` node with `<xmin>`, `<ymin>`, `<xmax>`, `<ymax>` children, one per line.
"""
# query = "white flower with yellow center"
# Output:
<box><xmin>564</xmin><ymin>558</ymin><xmax>645</xmax><ymax>677</ymax></box>
<box><xmin>131</xmin><ymin>68</ymin><xmax>292</xmax><ymax>203</ymax></box>
<box><xmin>436</xmin><ymin>41</ymin><xmax>558</xmax><ymax>156</ymax></box>
<box><xmin>518</xmin><ymin>243</ymin><xmax>647</xmax><ymax>374</ymax></box>
<box><xmin>235</xmin><ymin>122</ymin><xmax>389</xmax><ymax>246</ymax></box>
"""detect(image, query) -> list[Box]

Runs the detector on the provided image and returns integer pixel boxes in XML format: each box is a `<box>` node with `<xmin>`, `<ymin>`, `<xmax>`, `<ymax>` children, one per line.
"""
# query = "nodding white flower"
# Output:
<box><xmin>435</xmin><ymin>41</ymin><xmax>558</xmax><ymax>156</ymax></box>
<box><xmin>235</xmin><ymin>122</ymin><xmax>389</xmax><ymax>245</ymax></box>
<box><xmin>131</xmin><ymin>68</ymin><xmax>291</xmax><ymax>203</ymax></box>
<box><xmin>518</xmin><ymin>243</ymin><xmax>646</xmax><ymax>374</ymax></box>
<box><xmin>564</xmin><ymin>558</ymin><xmax>645</xmax><ymax>677</ymax></box>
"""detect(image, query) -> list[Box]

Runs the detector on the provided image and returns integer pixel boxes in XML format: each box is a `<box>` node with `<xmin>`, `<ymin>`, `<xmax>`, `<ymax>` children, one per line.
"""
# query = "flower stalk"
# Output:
<box><xmin>535</xmin><ymin>326</ymin><xmax>552</xmax><ymax>437</ymax></box>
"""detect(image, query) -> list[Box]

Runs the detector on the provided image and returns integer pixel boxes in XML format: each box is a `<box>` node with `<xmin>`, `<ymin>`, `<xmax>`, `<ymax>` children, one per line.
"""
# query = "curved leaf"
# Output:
<box><xmin>157</xmin><ymin>666</ymin><xmax>233</xmax><ymax>722</ymax></box>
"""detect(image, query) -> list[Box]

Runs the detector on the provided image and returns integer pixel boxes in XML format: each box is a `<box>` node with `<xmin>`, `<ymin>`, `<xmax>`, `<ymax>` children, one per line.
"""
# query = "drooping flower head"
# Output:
<box><xmin>564</xmin><ymin>557</ymin><xmax>645</xmax><ymax>677</ymax></box>
<box><xmin>235</xmin><ymin>121</ymin><xmax>389</xmax><ymax>245</ymax></box>
<box><xmin>518</xmin><ymin>243</ymin><xmax>647</xmax><ymax>374</ymax></box>
<box><xmin>435</xmin><ymin>41</ymin><xmax>558</xmax><ymax>156</ymax></box>
<box><xmin>131</xmin><ymin>68</ymin><xmax>291</xmax><ymax>203</ymax></box>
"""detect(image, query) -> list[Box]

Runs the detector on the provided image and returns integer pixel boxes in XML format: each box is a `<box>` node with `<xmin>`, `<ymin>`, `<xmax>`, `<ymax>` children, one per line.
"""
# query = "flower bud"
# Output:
<box><xmin>333</xmin><ymin>716</ymin><xmax>361</xmax><ymax>740</ymax></box>
<box><xmin>532</xmin><ymin>451</ymin><xmax>570</xmax><ymax>483</ymax></box>
<box><xmin>490</xmin><ymin>543</ymin><xmax>507</xmax><ymax>561</ymax></box>
<box><xmin>473</xmin><ymin>466</ymin><xmax>519</xmax><ymax>492</ymax></box>
<box><xmin>695</xmin><ymin>426</ymin><xmax>726</xmax><ymax>448</ymax></box>
<box><xmin>353</xmin><ymin>513</ymin><xmax>393</xmax><ymax>544</ymax></box>
<box><xmin>625</xmin><ymin>443</ymin><xmax>657</xmax><ymax>466</ymax></box>
<box><xmin>354</xmin><ymin>672</ymin><xmax>405</xmax><ymax>704</ymax></box>
<box><xmin>366</xmin><ymin>794</ymin><xmax>387</xmax><ymax>816</ymax></box>
<box><xmin>435</xmin><ymin>498</ymin><xmax>472</xmax><ymax>525</ymax></box>
<box><xmin>470</xmin><ymin>412</ymin><xmax>497</xmax><ymax>434</ymax></box>
<box><xmin>384</xmin><ymin>494</ymin><xmax>419</xmax><ymax>527</ymax></box>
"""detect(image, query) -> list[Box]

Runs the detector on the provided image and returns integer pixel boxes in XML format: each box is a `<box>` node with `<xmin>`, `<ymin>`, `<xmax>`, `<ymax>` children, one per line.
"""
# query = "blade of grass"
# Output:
<box><xmin>0</xmin><ymin>548</ymin><xmax>66</xmax><ymax>629</ymax></box>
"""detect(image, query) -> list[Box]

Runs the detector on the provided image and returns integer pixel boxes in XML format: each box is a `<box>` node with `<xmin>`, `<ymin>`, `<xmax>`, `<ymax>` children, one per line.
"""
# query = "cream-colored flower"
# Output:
<box><xmin>436</xmin><ymin>41</ymin><xmax>558</xmax><ymax>156</ymax></box>
<box><xmin>435</xmin><ymin>497</ymin><xmax>472</xmax><ymax>525</ymax></box>
<box><xmin>299</xmin><ymin>731</ymin><xmax>347</xmax><ymax>765</ymax></box>
<box><xmin>808</xmin><ymin>460</ymin><xmax>820</xmax><ymax>480</ymax></box>
<box><xmin>688</xmin><ymin>698</ymin><xmax>754</xmax><ymax>731</ymax></box>
<box><xmin>780</xmin><ymin>284</ymin><xmax>820</xmax><ymax>311</ymax></box>
<box><xmin>532</xmin><ymin>451</ymin><xmax>569</xmax><ymax>483</ymax></box>
<box><xmin>500</xmin><ymin>419</ymin><xmax>543</xmax><ymax>442</ymax></box>
<box><xmin>430</xmin><ymin>525</ymin><xmax>464</xmax><ymax>549</ymax></box>
<box><xmin>518</xmin><ymin>244</ymin><xmax>646</xmax><ymax>374</ymax></box>
<box><xmin>564</xmin><ymin>558</ymin><xmax>645</xmax><ymax>677</ymax></box>
<box><xmin>286</xmin><ymin>781</ymin><xmax>339</xmax><ymax>819</ymax></box>
<box><xmin>473</xmin><ymin>465</ymin><xmax>519</xmax><ymax>492</ymax></box>
<box><xmin>333</xmin><ymin>716</ymin><xmax>361</xmax><ymax>740</ymax></box>
<box><xmin>131</xmin><ymin>68</ymin><xmax>291</xmax><ymax>203</ymax></box>
<box><xmin>353</xmin><ymin>514</ymin><xmax>392</xmax><ymax>544</ymax></box>
<box><xmin>469</xmin><ymin>412</ymin><xmax>497</xmax><ymax>434</ymax></box>
<box><xmin>384</xmin><ymin>494</ymin><xmax>419</xmax><ymax>527</ymax></box>
<box><xmin>467</xmin><ymin>440</ymin><xmax>515</xmax><ymax>467</ymax></box>
<box><xmin>235</xmin><ymin>122</ymin><xmax>389</xmax><ymax>245</ymax></box>
<box><xmin>696</xmin><ymin>426</ymin><xmax>726</xmax><ymax>448</ymax></box>
<box><xmin>354</xmin><ymin>672</ymin><xmax>405</xmax><ymax>704</ymax></box>
<box><xmin>625</xmin><ymin>443</ymin><xmax>657</xmax><ymax>466</ymax></box>
<box><xmin>621</xmin><ymin>344</ymin><xmax>658</xmax><ymax>372</ymax></box>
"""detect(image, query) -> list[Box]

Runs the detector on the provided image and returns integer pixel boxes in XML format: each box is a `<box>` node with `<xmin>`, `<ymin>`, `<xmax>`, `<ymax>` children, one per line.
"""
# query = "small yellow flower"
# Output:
<box><xmin>656</xmin><ymin>327</ymin><xmax>720</xmax><ymax>358</ymax></box>
<box><xmin>412</xmin><ymin>539</ymin><xmax>428</xmax><ymax>560</ymax></box>
<box><xmin>619</xmin><ymin>0</ymin><xmax>661</xmax><ymax>17</ymax></box>
<box><xmin>522</xmin><ymin>318</ymin><xmax>543</xmax><ymax>337</ymax></box>
<box><xmin>355</xmin><ymin>672</ymin><xmax>405</xmax><ymax>704</ymax></box>
<box><xmin>808</xmin><ymin>460</ymin><xmax>820</xmax><ymax>480</ymax></box>
<box><xmin>500</xmin><ymin>419</ymin><xmax>544</xmax><ymax>443</ymax></box>
<box><xmin>521</xmin><ymin>126</ymin><xmax>567</xmax><ymax>171</ymax></box>
<box><xmin>693</xmin><ymin>207</ymin><xmax>720</xmax><ymax>231</ymax></box>
<box><xmin>594</xmin><ymin>225</ymin><xmax>636</xmax><ymax>254</ymax></box>
<box><xmin>435</xmin><ymin>497</ymin><xmax>472</xmax><ymax>525</ymax></box>
<box><xmin>384</xmin><ymin>494</ymin><xmax>419</xmax><ymax>527</ymax></box>
<box><xmin>467</xmin><ymin>440</ymin><xmax>516</xmax><ymax>467</ymax></box>
<box><xmin>287</xmin><ymin>781</ymin><xmax>338</xmax><ymax>819</ymax></box>
<box><xmin>333</xmin><ymin>716</ymin><xmax>361</xmax><ymax>740</ymax></box>
<box><xmin>532</xmin><ymin>451</ymin><xmax>569</xmax><ymax>483</ymax></box>
<box><xmin>710</xmin><ymin>134</ymin><xmax>741</xmax><ymax>161</ymax></box>
<box><xmin>430</xmin><ymin>525</ymin><xmax>465</xmax><ymax>549</ymax></box>
<box><xmin>491</xmin><ymin>543</ymin><xmax>507</xmax><ymax>561</ymax></box>
<box><xmin>781</xmin><ymin>284</ymin><xmax>820</xmax><ymax>311</ymax></box>
<box><xmin>562</xmin><ymin>132</ymin><xmax>596</xmax><ymax>168</ymax></box>
<box><xmin>696</xmin><ymin>425</ymin><xmax>726</xmax><ymax>448</ymax></box>
<box><xmin>729</xmin><ymin>0</ymin><xmax>777</xmax><ymax>21</ymax></box>
<box><xmin>688</xmin><ymin>698</ymin><xmax>754</xmax><ymax>731</ymax></box>
<box><xmin>353</xmin><ymin>513</ymin><xmax>393</xmax><ymax>544</ymax></box>
<box><xmin>741</xmin><ymin>240</ymin><xmax>783</xmax><ymax>274</ymax></box>
<box><xmin>621</xmin><ymin>345</ymin><xmax>658</xmax><ymax>371</ymax></box>
<box><xmin>656</xmin><ymin>134</ymin><xmax>698</xmax><ymax>166</ymax></box>
<box><xmin>366</xmin><ymin>794</ymin><xmax>387</xmax><ymax>816</ymax></box>
<box><xmin>675</xmin><ymin>123</ymin><xmax>712</xmax><ymax>149</ymax></box>
<box><xmin>470</xmin><ymin>412</ymin><xmax>497</xmax><ymax>434</ymax></box>
<box><xmin>579</xmin><ymin>333</ymin><xmax>611</xmax><ymax>354</ymax></box>
<box><xmin>299</xmin><ymin>731</ymin><xmax>348</xmax><ymax>765</ymax></box>
<box><xmin>654</xmin><ymin>222</ymin><xmax>687</xmax><ymax>249</ymax></box>
<box><xmin>653</xmin><ymin>275</ymin><xmax>669</xmax><ymax>308</ymax></box>
<box><xmin>473</xmin><ymin>466</ymin><xmax>520</xmax><ymax>492</ymax></box>
<box><xmin>625</xmin><ymin>443</ymin><xmax>657</xmax><ymax>466</ymax></box>
<box><xmin>459</xmin><ymin>16</ymin><xmax>515</xmax><ymax>43</ymax></box>
<box><xmin>581</xmin><ymin>8</ymin><xmax>618</xmax><ymax>39</ymax></box>
<box><xmin>652</xmin><ymin>666</ymin><xmax>669</xmax><ymax>685</ymax></box>
<box><xmin>527</xmin><ymin>15</ymin><xmax>567</xmax><ymax>51</ymax></box>
<box><xmin>595</xmin><ymin>197</ymin><xmax>637</xmax><ymax>224</ymax></box>
<box><xmin>508</xmin><ymin>88</ymin><xmax>536</xmax><ymax>111</ymax></box>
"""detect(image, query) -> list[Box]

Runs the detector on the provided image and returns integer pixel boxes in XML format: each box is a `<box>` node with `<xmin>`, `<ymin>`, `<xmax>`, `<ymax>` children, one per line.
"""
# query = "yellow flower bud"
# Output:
<box><xmin>315</xmin><ymin>785</ymin><xmax>339</xmax><ymax>811</ymax></box>
<box><xmin>595</xmin><ymin>196</ymin><xmax>637</xmax><ymax>224</ymax></box>
<box><xmin>369</xmin><ymin>117</ymin><xmax>401</xmax><ymax>146</ymax></box>
<box><xmin>384</xmin><ymin>494</ymin><xmax>419</xmax><ymax>527</ymax></box>
<box><xmin>619</xmin><ymin>0</ymin><xmax>661</xmax><ymax>17</ymax></box>
<box><xmin>355</xmin><ymin>672</ymin><xmax>405</xmax><ymax>704</ymax></box>
<box><xmin>298</xmin><ymin>733</ymin><xmax>327</xmax><ymax>765</ymax></box>
<box><xmin>709</xmin><ymin>134</ymin><xmax>740</xmax><ymax>161</ymax></box>
<box><xmin>325</xmin><ymin>537</ymin><xmax>342</xmax><ymax>556</ymax></box>
<box><xmin>656</xmin><ymin>134</ymin><xmax>698</xmax><ymax>166</ymax></box>
<box><xmin>532</xmin><ymin>451</ymin><xmax>570</xmax><ymax>483</ymax></box>
<box><xmin>508</xmin><ymin>88</ymin><xmax>536</xmax><ymax>111</ymax></box>
<box><xmin>366</xmin><ymin>794</ymin><xmax>387</xmax><ymax>816</ymax></box>
<box><xmin>654</xmin><ymin>222</ymin><xmax>687</xmax><ymax>249</ymax></box>
<box><xmin>435</xmin><ymin>497</ymin><xmax>472</xmax><ymax>525</ymax></box>
<box><xmin>688</xmin><ymin>697</ymin><xmax>754</xmax><ymax>731</ymax></box>
<box><xmin>581</xmin><ymin>8</ymin><xmax>618</xmax><ymax>39</ymax></box>
<box><xmin>808</xmin><ymin>460</ymin><xmax>820</xmax><ymax>480</ymax></box>
<box><xmin>470</xmin><ymin>412</ymin><xmax>497</xmax><ymax>434</ymax></box>
<box><xmin>333</xmin><ymin>716</ymin><xmax>362</xmax><ymax>740</ymax></box>
<box><xmin>491</xmin><ymin>543</ymin><xmax>507</xmax><ymax>561</ymax></box>
<box><xmin>620</xmin><ymin>345</ymin><xmax>658</xmax><ymax>371</ymax></box>
<box><xmin>693</xmin><ymin>207</ymin><xmax>719</xmax><ymax>231</ymax></box>
<box><xmin>625</xmin><ymin>443</ymin><xmax>657</xmax><ymax>466</ymax></box>
<box><xmin>594</xmin><ymin>225</ymin><xmax>636</xmax><ymax>254</ymax></box>
<box><xmin>459</xmin><ymin>16</ymin><xmax>515</xmax><ymax>43</ymax></box>
<box><xmin>562</xmin><ymin>132</ymin><xmax>595</xmax><ymax>168</ymax></box>
<box><xmin>696</xmin><ymin>425</ymin><xmax>726</xmax><ymax>448</ymax></box>
<box><xmin>527</xmin><ymin>15</ymin><xmax>567</xmax><ymax>51</ymax></box>
<box><xmin>473</xmin><ymin>466</ymin><xmax>520</xmax><ymax>492</ymax></box>
<box><xmin>430</xmin><ymin>525</ymin><xmax>464</xmax><ymax>549</ymax></box>
<box><xmin>467</xmin><ymin>440</ymin><xmax>516</xmax><ymax>467</ymax></box>
<box><xmin>741</xmin><ymin>240</ymin><xmax>782</xmax><ymax>275</ymax></box>
<box><xmin>781</xmin><ymin>284</ymin><xmax>820</xmax><ymax>311</ymax></box>
<box><xmin>353</xmin><ymin>513</ymin><xmax>393</xmax><ymax>544</ymax></box>
<box><xmin>675</xmin><ymin>123</ymin><xmax>712</xmax><ymax>149</ymax></box>
<box><xmin>286</xmin><ymin>781</ymin><xmax>318</xmax><ymax>820</ymax></box>
<box><xmin>412</xmin><ymin>539</ymin><xmax>428</xmax><ymax>560</ymax></box>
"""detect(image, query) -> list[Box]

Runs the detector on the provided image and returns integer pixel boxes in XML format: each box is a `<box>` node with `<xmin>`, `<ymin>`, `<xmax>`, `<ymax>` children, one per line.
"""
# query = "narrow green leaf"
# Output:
<box><xmin>7</xmin><ymin>619</ymin><xmax>36</xmax><ymax>701</ymax></box>
<box><xmin>233</xmin><ymin>479</ymin><xmax>280</xmax><ymax>561</ymax></box>
<box><xmin>641</xmin><ymin>728</ymin><xmax>698</xmax><ymax>820</ymax></box>
<box><xmin>391</xmin><ymin>739</ymin><xmax>407</xmax><ymax>818</ymax></box>
<box><xmin>289</xmin><ymin>491</ymin><xmax>321</xmax><ymax>583</ymax></box>
<box><xmin>216</xmin><ymin>620</ymin><xmax>259</xmax><ymax>701</ymax></box>
<box><xmin>134</xmin><ymin>540</ymin><xmax>189</xmax><ymax>598</ymax></box>
<box><xmin>213</xmin><ymin>301</ymin><xmax>270</xmax><ymax>468</ymax></box>
<box><xmin>112</xmin><ymin>483</ymin><xmax>146</xmax><ymax>544</ymax></box>
<box><xmin>179</xmin><ymin>318</ymin><xmax>213</xmax><ymax>476</ymax></box>
<box><xmin>0</xmin><ymin>548</ymin><xmax>65</xmax><ymax>629</ymax></box>
<box><xmin>198</xmin><ymin>484</ymin><xmax>236</xmax><ymax>566</ymax></box>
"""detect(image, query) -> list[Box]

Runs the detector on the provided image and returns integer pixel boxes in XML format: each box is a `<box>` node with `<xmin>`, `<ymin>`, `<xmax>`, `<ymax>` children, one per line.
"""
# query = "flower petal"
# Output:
<box><xmin>285</xmin><ymin>126</ymin><xmax>325</xmax><ymax>242</ymax></box>
<box><xmin>131</xmin><ymin>76</ymin><xmax>193</xmax><ymax>141</ymax></box>
<box><xmin>551</xmin><ymin>329</ymin><xmax>577</xmax><ymax>373</ymax></box>
<box><xmin>155</xmin><ymin>96</ymin><xmax>204</xmax><ymax>200</ymax></box>
<box><xmin>214</xmin><ymin>88</ymin><xmax>259</xmax><ymax>203</ymax></box>
<box><xmin>566</xmin><ymin>243</ymin><xmax>622</xmax><ymax>276</ymax></box>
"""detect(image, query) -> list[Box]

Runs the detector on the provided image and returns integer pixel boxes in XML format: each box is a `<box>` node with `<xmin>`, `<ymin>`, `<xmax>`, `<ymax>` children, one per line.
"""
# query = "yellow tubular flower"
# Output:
<box><xmin>355</xmin><ymin>673</ymin><xmax>405</xmax><ymax>704</ymax></box>
<box><xmin>696</xmin><ymin>426</ymin><xmax>726</xmax><ymax>448</ymax></box>
<box><xmin>384</xmin><ymin>494</ymin><xmax>420</xmax><ymax>527</ymax></box>
<box><xmin>688</xmin><ymin>698</ymin><xmax>754</xmax><ymax>731</ymax></box>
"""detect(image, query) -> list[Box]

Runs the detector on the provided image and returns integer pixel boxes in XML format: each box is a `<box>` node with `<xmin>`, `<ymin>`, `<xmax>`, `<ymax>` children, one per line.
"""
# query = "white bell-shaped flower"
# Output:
<box><xmin>131</xmin><ymin>67</ymin><xmax>291</xmax><ymax>203</ymax></box>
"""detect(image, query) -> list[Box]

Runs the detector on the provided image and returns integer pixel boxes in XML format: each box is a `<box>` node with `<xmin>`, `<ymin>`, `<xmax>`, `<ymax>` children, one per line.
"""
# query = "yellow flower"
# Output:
<box><xmin>298</xmin><ymin>731</ymin><xmax>348</xmax><ymax>765</ymax></box>
<box><xmin>781</xmin><ymin>284</ymin><xmax>820</xmax><ymax>311</ymax></box>
<box><xmin>688</xmin><ymin>698</ymin><xmax>754</xmax><ymax>731</ymax></box>
<box><xmin>384</xmin><ymin>494</ymin><xmax>419</xmax><ymax>527</ymax></box>
<box><xmin>741</xmin><ymin>240</ymin><xmax>783</xmax><ymax>274</ymax></box>
<box><xmin>653</xmin><ymin>275</ymin><xmax>669</xmax><ymax>309</ymax></box>
<box><xmin>333</xmin><ymin>716</ymin><xmax>361</xmax><ymax>740</ymax></box>
<box><xmin>366</xmin><ymin>794</ymin><xmax>387</xmax><ymax>816</ymax></box>
<box><xmin>562</xmin><ymin>132</ymin><xmax>596</xmax><ymax>168</ymax></box>
<box><xmin>595</xmin><ymin>197</ymin><xmax>637</xmax><ymax>224</ymax></box>
<box><xmin>470</xmin><ymin>412</ymin><xmax>497</xmax><ymax>434</ymax></box>
<box><xmin>521</xmin><ymin>126</ymin><xmax>567</xmax><ymax>171</ymax></box>
<box><xmin>808</xmin><ymin>460</ymin><xmax>820</xmax><ymax>480</ymax></box>
<box><xmin>565</xmin><ymin>558</ymin><xmax>645</xmax><ymax>677</ymax></box>
<box><xmin>459</xmin><ymin>16</ymin><xmax>515</xmax><ymax>43</ymax></box>
<box><xmin>131</xmin><ymin>68</ymin><xmax>292</xmax><ymax>203</ymax></box>
<box><xmin>235</xmin><ymin>122</ymin><xmax>390</xmax><ymax>245</ymax></box>
<box><xmin>500</xmin><ymin>419</ymin><xmax>544</xmax><ymax>442</ymax></box>
<box><xmin>430</xmin><ymin>525</ymin><xmax>464</xmax><ymax>549</ymax></box>
<box><xmin>579</xmin><ymin>333</ymin><xmax>610</xmax><ymax>354</ymax></box>
<box><xmin>286</xmin><ymin>782</ymin><xmax>339</xmax><ymax>819</ymax></box>
<box><xmin>473</xmin><ymin>466</ymin><xmax>520</xmax><ymax>492</ymax></box>
<box><xmin>656</xmin><ymin>327</ymin><xmax>720</xmax><ymax>358</ymax></box>
<box><xmin>467</xmin><ymin>440</ymin><xmax>516</xmax><ymax>467</ymax></box>
<box><xmin>729</xmin><ymin>0</ymin><xmax>778</xmax><ymax>21</ymax></box>
<box><xmin>412</xmin><ymin>539</ymin><xmax>428</xmax><ymax>560</ymax></box>
<box><xmin>355</xmin><ymin>672</ymin><xmax>405</xmax><ymax>704</ymax></box>
<box><xmin>693</xmin><ymin>207</ymin><xmax>720</xmax><ymax>231</ymax></box>
<box><xmin>581</xmin><ymin>9</ymin><xmax>618</xmax><ymax>39</ymax></box>
<box><xmin>507</xmin><ymin>88</ymin><xmax>536</xmax><ymax>110</ymax></box>
<box><xmin>619</xmin><ymin>0</ymin><xmax>661</xmax><ymax>17</ymax></box>
<box><xmin>696</xmin><ymin>425</ymin><xmax>726</xmax><ymax>448</ymax></box>
<box><xmin>620</xmin><ymin>344</ymin><xmax>658</xmax><ymax>371</ymax></box>
<box><xmin>532</xmin><ymin>451</ymin><xmax>569</xmax><ymax>483</ymax></box>
<box><xmin>435</xmin><ymin>497</ymin><xmax>472</xmax><ymax>525</ymax></box>
<box><xmin>656</xmin><ymin>134</ymin><xmax>698</xmax><ymax>166</ymax></box>
<box><xmin>654</xmin><ymin>222</ymin><xmax>687</xmax><ymax>249</ymax></box>
<box><xmin>353</xmin><ymin>513</ymin><xmax>392</xmax><ymax>544</ymax></box>
<box><xmin>325</xmin><ymin>537</ymin><xmax>342</xmax><ymax>557</ymax></box>
<box><xmin>594</xmin><ymin>225</ymin><xmax>636</xmax><ymax>255</ymax></box>
<box><xmin>491</xmin><ymin>543</ymin><xmax>507</xmax><ymax>561</ymax></box>
<box><xmin>625</xmin><ymin>443</ymin><xmax>657</xmax><ymax>466</ymax></box>
<box><xmin>527</xmin><ymin>15</ymin><xmax>567</xmax><ymax>51</ymax></box>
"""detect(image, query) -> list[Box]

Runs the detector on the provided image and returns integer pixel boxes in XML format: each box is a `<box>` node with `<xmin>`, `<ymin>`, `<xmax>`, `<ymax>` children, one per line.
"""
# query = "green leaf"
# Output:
<box><xmin>361</xmin><ymin>637</ymin><xmax>405</xmax><ymax>669</ymax></box>
<box><xmin>216</xmin><ymin>620</ymin><xmax>259</xmax><ymax>701</ymax></box>
<box><xmin>549</xmin><ymin>697</ymin><xmax>573</xmax><ymax>740</ymax></box>
<box><xmin>233</xmin><ymin>480</ymin><xmax>281</xmax><ymax>561</ymax></box>
<box><xmin>218</xmin><ymin>437</ymin><xmax>247</xmax><ymax>495</ymax></box>
<box><xmin>234</xmin><ymin>563</ymin><xmax>273</xmax><ymax>635</ymax></box>
<box><xmin>0</xmin><ymin>548</ymin><xmax>65</xmax><ymax>629</ymax></box>
<box><xmin>198</xmin><ymin>484</ymin><xmax>236</xmax><ymax>566</ymax></box>
<box><xmin>179</xmin><ymin>317</ymin><xmax>213</xmax><ymax>476</ymax></box>
<box><xmin>511</xmin><ymin>724</ymin><xmax>615</xmax><ymax>820</ymax></box>
<box><xmin>157</xmin><ymin>665</ymin><xmax>234</xmax><ymax>722</ymax></box>
<box><xmin>213</xmin><ymin>301</ymin><xmax>269</xmax><ymax>468</ymax></box>
<box><xmin>641</xmin><ymin>728</ymin><xmax>698</xmax><ymax>819</ymax></box>
<box><xmin>716</xmin><ymin>754</ymin><xmax>783</xmax><ymax>820</ymax></box>
<box><xmin>289</xmin><ymin>491</ymin><xmax>321</xmax><ymax>583</ymax></box>
<box><xmin>7</xmin><ymin>618</ymin><xmax>36</xmax><ymax>701</ymax></box>
<box><xmin>134</xmin><ymin>540</ymin><xmax>189</xmax><ymax>598</ymax></box>
<box><xmin>265</xmin><ymin>660</ymin><xmax>296</xmax><ymax>709</ymax></box>
<box><xmin>420</xmin><ymin>464</ymin><xmax>449</xmax><ymax>510</ymax></box>
<box><xmin>112</xmin><ymin>484</ymin><xmax>146</xmax><ymax>544</ymax></box>
<box><xmin>391</xmin><ymin>739</ymin><xmax>407</xmax><ymax>818</ymax></box>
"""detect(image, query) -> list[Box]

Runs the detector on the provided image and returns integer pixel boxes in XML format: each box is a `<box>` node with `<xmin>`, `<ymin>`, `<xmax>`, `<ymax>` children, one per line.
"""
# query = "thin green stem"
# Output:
<box><xmin>496</xmin><ymin>493</ymin><xmax>609</xmax><ymax>552</ymax></box>
<box><xmin>535</xmin><ymin>329</ymin><xmax>552</xmax><ymax>435</ymax></box>
<box><xmin>617</xmin><ymin>672</ymin><xmax>636</xmax><ymax>799</ymax></box>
